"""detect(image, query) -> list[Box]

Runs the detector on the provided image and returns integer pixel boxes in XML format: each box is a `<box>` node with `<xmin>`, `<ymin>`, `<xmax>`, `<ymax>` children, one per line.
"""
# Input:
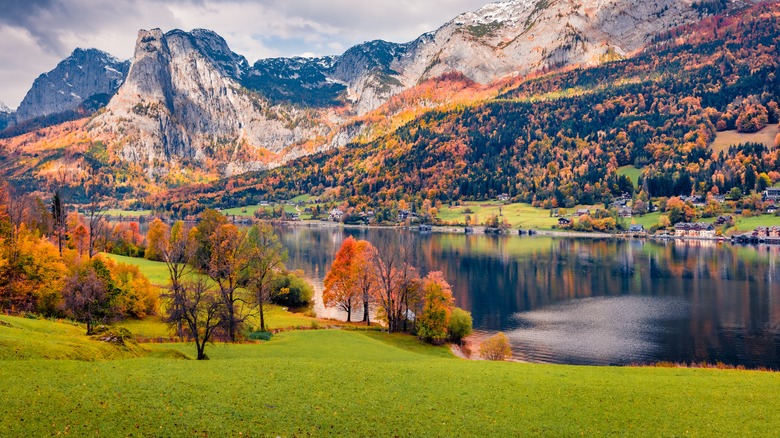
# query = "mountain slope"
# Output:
<box><xmin>153</xmin><ymin>2</ymin><xmax>780</xmax><ymax>217</ymax></box>
<box><xmin>325</xmin><ymin>0</ymin><xmax>739</xmax><ymax>114</ymax></box>
<box><xmin>0</xmin><ymin>0</ymin><xmax>764</xmax><ymax>200</ymax></box>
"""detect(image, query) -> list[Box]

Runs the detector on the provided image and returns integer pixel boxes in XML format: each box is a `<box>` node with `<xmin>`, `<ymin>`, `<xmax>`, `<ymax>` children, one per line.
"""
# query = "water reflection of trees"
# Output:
<box><xmin>277</xmin><ymin>226</ymin><xmax>780</xmax><ymax>367</ymax></box>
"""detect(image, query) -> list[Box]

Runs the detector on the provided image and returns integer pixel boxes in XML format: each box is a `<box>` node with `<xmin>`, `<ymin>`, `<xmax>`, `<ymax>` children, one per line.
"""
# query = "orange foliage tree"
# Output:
<box><xmin>323</xmin><ymin>237</ymin><xmax>361</xmax><ymax>322</ymax></box>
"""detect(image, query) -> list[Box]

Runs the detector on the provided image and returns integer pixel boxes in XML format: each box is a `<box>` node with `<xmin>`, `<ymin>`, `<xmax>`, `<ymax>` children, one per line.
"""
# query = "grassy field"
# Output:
<box><xmin>624</xmin><ymin>212</ymin><xmax>780</xmax><ymax>234</ymax></box>
<box><xmin>0</xmin><ymin>315</ymin><xmax>778</xmax><ymax>436</ymax></box>
<box><xmin>710</xmin><ymin>126</ymin><xmax>779</xmax><ymax>155</ymax></box>
<box><xmin>626</xmin><ymin>211</ymin><xmax>663</xmax><ymax>229</ymax></box>
<box><xmin>437</xmin><ymin>201</ymin><xmax>567</xmax><ymax>229</ymax></box>
<box><xmin>104</xmin><ymin>209</ymin><xmax>152</xmax><ymax>217</ymax></box>
<box><xmin>725</xmin><ymin>214</ymin><xmax>780</xmax><ymax>233</ymax></box>
<box><xmin>103</xmin><ymin>253</ymin><xmax>317</xmax><ymax>332</ymax></box>
<box><xmin>103</xmin><ymin>253</ymin><xmax>173</xmax><ymax>286</ymax></box>
<box><xmin>0</xmin><ymin>315</ymin><xmax>143</xmax><ymax>360</ymax></box>
<box><xmin>617</xmin><ymin>165</ymin><xmax>643</xmax><ymax>185</ymax></box>
<box><xmin>222</xmin><ymin>203</ymin><xmax>299</xmax><ymax>218</ymax></box>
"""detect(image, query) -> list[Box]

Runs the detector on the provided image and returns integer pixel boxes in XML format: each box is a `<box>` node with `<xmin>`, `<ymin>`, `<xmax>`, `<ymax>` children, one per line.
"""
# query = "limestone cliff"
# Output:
<box><xmin>90</xmin><ymin>29</ymin><xmax>332</xmax><ymax>176</ymax></box>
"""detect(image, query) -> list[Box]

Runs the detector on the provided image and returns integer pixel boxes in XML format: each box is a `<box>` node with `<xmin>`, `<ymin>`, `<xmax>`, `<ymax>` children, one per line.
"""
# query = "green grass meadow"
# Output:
<box><xmin>103</xmin><ymin>253</ymin><xmax>175</xmax><ymax>286</ymax></box>
<box><xmin>222</xmin><ymin>203</ymin><xmax>300</xmax><ymax>218</ymax></box>
<box><xmin>617</xmin><ymin>165</ymin><xmax>644</xmax><ymax>185</ymax></box>
<box><xmin>103</xmin><ymin>209</ymin><xmax>152</xmax><ymax>217</ymax></box>
<box><xmin>103</xmin><ymin>253</ymin><xmax>317</xmax><ymax>332</ymax></box>
<box><xmin>0</xmin><ymin>316</ymin><xmax>778</xmax><ymax>436</ymax></box>
<box><xmin>437</xmin><ymin>201</ymin><xmax>564</xmax><ymax>229</ymax></box>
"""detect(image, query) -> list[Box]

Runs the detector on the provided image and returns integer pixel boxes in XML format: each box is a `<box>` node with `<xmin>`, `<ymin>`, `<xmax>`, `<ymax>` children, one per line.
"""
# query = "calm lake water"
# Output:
<box><xmin>275</xmin><ymin>225</ymin><xmax>780</xmax><ymax>368</ymax></box>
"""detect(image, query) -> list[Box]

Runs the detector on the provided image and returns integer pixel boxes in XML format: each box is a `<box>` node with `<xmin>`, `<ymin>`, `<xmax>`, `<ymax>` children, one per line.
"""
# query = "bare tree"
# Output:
<box><xmin>244</xmin><ymin>223</ymin><xmax>287</xmax><ymax>331</ymax></box>
<box><xmin>370</xmin><ymin>233</ymin><xmax>419</xmax><ymax>333</ymax></box>
<box><xmin>208</xmin><ymin>223</ymin><xmax>250</xmax><ymax>342</ymax></box>
<box><xmin>158</xmin><ymin>221</ymin><xmax>196</xmax><ymax>339</ymax></box>
<box><xmin>164</xmin><ymin>277</ymin><xmax>222</xmax><ymax>360</ymax></box>
<box><xmin>85</xmin><ymin>198</ymin><xmax>109</xmax><ymax>258</ymax></box>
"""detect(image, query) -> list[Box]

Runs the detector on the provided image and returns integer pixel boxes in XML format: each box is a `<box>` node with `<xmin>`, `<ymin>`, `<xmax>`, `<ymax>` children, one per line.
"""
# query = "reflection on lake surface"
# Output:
<box><xmin>275</xmin><ymin>225</ymin><xmax>780</xmax><ymax>368</ymax></box>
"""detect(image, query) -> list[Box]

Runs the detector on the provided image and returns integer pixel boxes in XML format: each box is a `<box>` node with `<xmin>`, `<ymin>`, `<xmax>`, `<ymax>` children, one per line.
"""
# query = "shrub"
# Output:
<box><xmin>448</xmin><ymin>307</ymin><xmax>473</xmax><ymax>343</ymax></box>
<box><xmin>480</xmin><ymin>332</ymin><xmax>512</xmax><ymax>361</ymax></box>
<box><xmin>247</xmin><ymin>331</ymin><xmax>273</xmax><ymax>341</ymax></box>
<box><xmin>271</xmin><ymin>270</ymin><xmax>313</xmax><ymax>308</ymax></box>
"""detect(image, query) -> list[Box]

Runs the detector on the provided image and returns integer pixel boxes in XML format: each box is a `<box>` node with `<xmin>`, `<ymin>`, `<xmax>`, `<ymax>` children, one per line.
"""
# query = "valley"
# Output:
<box><xmin>1</xmin><ymin>0</ymin><xmax>780</xmax><ymax>436</ymax></box>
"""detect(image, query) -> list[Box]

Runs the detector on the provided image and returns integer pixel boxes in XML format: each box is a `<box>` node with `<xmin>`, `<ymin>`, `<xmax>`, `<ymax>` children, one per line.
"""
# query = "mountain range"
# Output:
<box><xmin>0</xmin><ymin>0</ymin><xmax>775</xmax><ymax>208</ymax></box>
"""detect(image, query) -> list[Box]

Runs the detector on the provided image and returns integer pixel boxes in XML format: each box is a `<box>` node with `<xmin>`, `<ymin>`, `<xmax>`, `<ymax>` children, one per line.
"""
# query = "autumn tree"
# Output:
<box><xmin>193</xmin><ymin>209</ymin><xmax>228</xmax><ymax>271</ymax></box>
<box><xmin>104</xmin><ymin>258</ymin><xmax>158</xmax><ymax>319</ymax></box>
<box><xmin>323</xmin><ymin>237</ymin><xmax>361</xmax><ymax>322</ymax></box>
<box><xmin>665</xmin><ymin>197</ymin><xmax>695</xmax><ymax>225</ymax></box>
<box><xmin>244</xmin><ymin>223</ymin><xmax>287</xmax><ymax>331</ymax></box>
<box><xmin>736</xmin><ymin>103</ymin><xmax>769</xmax><ymax>133</ymax></box>
<box><xmin>416</xmin><ymin>271</ymin><xmax>454</xmax><ymax>344</ymax></box>
<box><xmin>354</xmin><ymin>240</ymin><xmax>378</xmax><ymax>325</ymax></box>
<box><xmin>0</xmin><ymin>226</ymin><xmax>66</xmax><ymax>314</ymax></box>
<box><xmin>208</xmin><ymin>223</ymin><xmax>249</xmax><ymax>342</ymax></box>
<box><xmin>144</xmin><ymin>218</ymin><xmax>169</xmax><ymax>261</ymax></box>
<box><xmin>480</xmin><ymin>332</ymin><xmax>512</xmax><ymax>361</ymax></box>
<box><xmin>164</xmin><ymin>277</ymin><xmax>222</xmax><ymax>360</ymax></box>
<box><xmin>61</xmin><ymin>261</ymin><xmax>116</xmax><ymax>334</ymax></box>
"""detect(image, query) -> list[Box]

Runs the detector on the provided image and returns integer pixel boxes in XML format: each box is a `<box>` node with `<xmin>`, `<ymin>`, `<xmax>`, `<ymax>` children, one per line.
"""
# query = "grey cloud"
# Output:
<box><xmin>0</xmin><ymin>0</ymin><xmax>492</xmax><ymax>107</ymax></box>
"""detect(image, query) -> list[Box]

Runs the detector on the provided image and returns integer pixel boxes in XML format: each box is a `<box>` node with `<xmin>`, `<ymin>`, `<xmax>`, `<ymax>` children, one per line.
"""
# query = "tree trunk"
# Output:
<box><xmin>346</xmin><ymin>303</ymin><xmax>351</xmax><ymax>322</ymax></box>
<box><xmin>227</xmin><ymin>292</ymin><xmax>237</xmax><ymax>342</ymax></box>
<box><xmin>363</xmin><ymin>298</ymin><xmax>370</xmax><ymax>326</ymax></box>
<box><xmin>259</xmin><ymin>300</ymin><xmax>265</xmax><ymax>332</ymax></box>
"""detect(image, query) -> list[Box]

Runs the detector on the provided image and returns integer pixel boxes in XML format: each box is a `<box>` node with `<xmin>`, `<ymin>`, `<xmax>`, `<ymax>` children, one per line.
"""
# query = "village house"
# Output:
<box><xmin>497</xmin><ymin>193</ymin><xmax>510</xmax><ymax>202</ymax></box>
<box><xmin>397</xmin><ymin>209</ymin><xmax>418</xmax><ymax>222</ymax></box>
<box><xmin>628</xmin><ymin>224</ymin><xmax>645</xmax><ymax>234</ymax></box>
<box><xmin>766</xmin><ymin>204</ymin><xmax>779</xmax><ymax>214</ymax></box>
<box><xmin>764</xmin><ymin>188</ymin><xmax>780</xmax><ymax>201</ymax></box>
<box><xmin>574</xmin><ymin>208</ymin><xmax>591</xmax><ymax>217</ymax></box>
<box><xmin>674</xmin><ymin>222</ymin><xmax>716</xmax><ymax>238</ymax></box>
<box><xmin>754</xmin><ymin>226</ymin><xmax>780</xmax><ymax>237</ymax></box>
<box><xmin>714</xmin><ymin>215</ymin><xmax>733</xmax><ymax>226</ymax></box>
<box><xmin>558</xmin><ymin>217</ymin><xmax>572</xmax><ymax>227</ymax></box>
<box><xmin>328</xmin><ymin>208</ymin><xmax>344</xmax><ymax>222</ymax></box>
<box><xmin>618</xmin><ymin>207</ymin><xmax>633</xmax><ymax>218</ymax></box>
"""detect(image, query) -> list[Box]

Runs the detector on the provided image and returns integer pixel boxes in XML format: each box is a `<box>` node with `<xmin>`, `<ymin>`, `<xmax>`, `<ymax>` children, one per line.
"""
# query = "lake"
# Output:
<box><xmin>274</xmin><ymin>224</ymin><xmax>780</xmax><ymax>369</ymax></box>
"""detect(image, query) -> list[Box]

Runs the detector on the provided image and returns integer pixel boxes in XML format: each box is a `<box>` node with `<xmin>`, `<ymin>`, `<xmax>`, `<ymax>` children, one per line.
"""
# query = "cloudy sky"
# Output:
<box><xmin>0</xmin><ymin>0</ymin><xmax>492</xmax><ymax>108</ymax></box>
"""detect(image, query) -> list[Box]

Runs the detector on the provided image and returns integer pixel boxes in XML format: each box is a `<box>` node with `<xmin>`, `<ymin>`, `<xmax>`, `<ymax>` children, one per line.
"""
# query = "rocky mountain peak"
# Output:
<box><xmin>13</xmin><ymin>47</ymin><xmax>130</xmax><ymax>125</ymax></box>
<box><xmin>0</xmin><ymin>101</ymin><xmax>11</xmax><ymax>114</ymax></box>
<box><xmin>166</xmin><ymin>28</ymin><xmax>250</xmax><ymax>80</ymax></box>
<box><xmin>93</xmin><ymin>27</ymin><xmax>330</xmax><ymax>175</ymax></box>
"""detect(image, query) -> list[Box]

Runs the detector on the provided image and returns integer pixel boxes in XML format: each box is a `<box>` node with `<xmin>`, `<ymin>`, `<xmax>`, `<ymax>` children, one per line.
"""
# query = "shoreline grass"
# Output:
<box><xmin>0</xmin><ymin>320</ymin><xmax>778</xmax><ymax>436</ymax></box>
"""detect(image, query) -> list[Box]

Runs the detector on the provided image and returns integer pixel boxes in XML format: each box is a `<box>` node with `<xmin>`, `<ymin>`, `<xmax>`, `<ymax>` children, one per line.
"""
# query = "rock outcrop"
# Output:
<box><xmin>0</xmin><ymin>101</ymin><xmax>11</xmax><ymax>131</ymax></box>
<box><xmin>13</xmin><ymin>48</ymin><xmax>129</xmax><ymax>124</ymax></box>
<box><xmin>90</xmin><ymin>29</ymin><xmax>332</xmax><ymax>176</ymax></box>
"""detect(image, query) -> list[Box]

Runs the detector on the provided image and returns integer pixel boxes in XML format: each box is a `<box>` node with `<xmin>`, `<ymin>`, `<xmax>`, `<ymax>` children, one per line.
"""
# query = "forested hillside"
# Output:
<box><xmin>153</xmin><ymin>3</ymin><xmax>780</xmax><ymax>217</ymax></box>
